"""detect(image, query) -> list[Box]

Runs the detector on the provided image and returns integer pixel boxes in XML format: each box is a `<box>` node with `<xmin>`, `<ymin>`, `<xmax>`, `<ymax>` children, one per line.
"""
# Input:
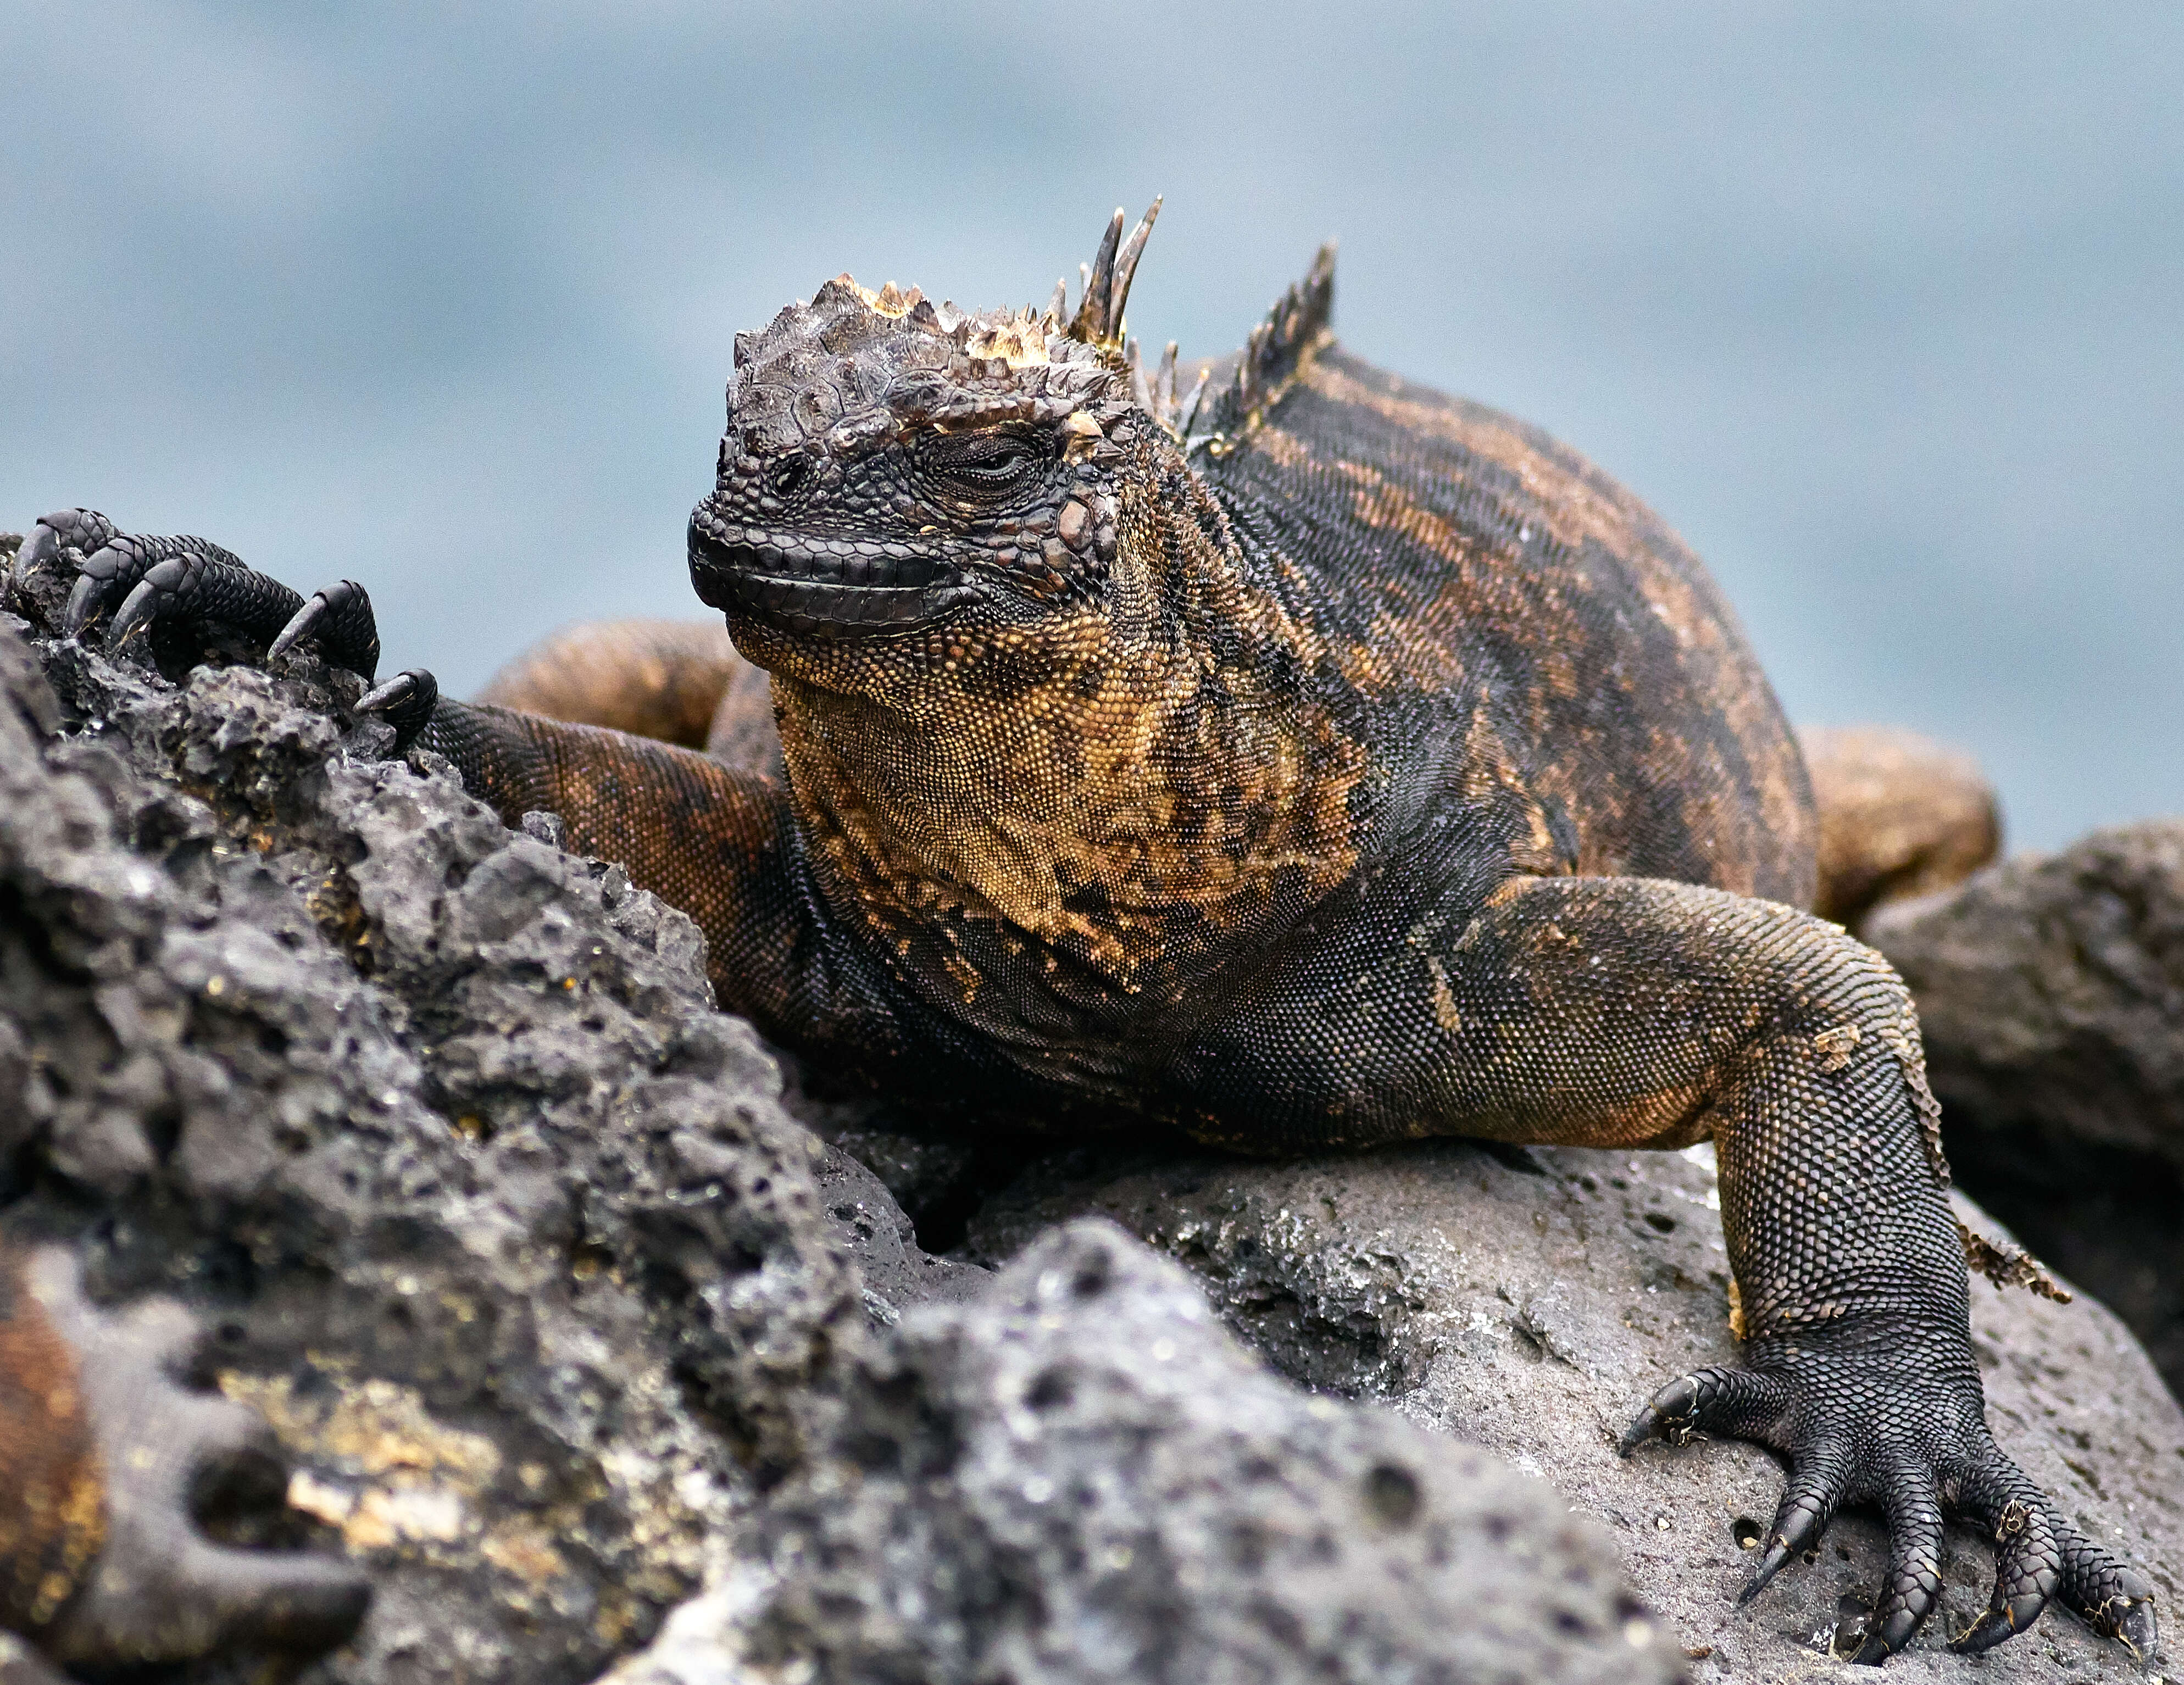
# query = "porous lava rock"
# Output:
<box><xmin>1867</xmin><ymin>826</ymin><xmax>2184</xmax><ymax>1400</ymax></box>
<box><xmin>606</xmin><ymin>1220</ymin><xmax>1687</xmax><ymax>1685</ymax></box>
<box><xmin>0</xmin><ymin>566</ymin><xmax>859</xmax><ymax>1682</ymax></box>
<box><xmin>964</xmin><ymin>1138</ymin><xmax>2184</xmax><ymax>1681</ymax></box>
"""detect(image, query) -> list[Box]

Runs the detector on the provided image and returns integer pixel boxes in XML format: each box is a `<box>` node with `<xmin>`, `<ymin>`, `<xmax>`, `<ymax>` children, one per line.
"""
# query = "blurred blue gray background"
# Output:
<box><xmin>5</xmin><ymin>3</ymin><xmax>2177</xmax><ymax>849</ymax></box>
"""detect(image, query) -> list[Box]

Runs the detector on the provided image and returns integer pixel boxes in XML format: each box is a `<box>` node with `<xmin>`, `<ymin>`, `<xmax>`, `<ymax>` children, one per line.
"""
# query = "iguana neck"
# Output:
<box><xmin>772</xmin><ymin>442</ymin><xmax>1368</xmax><ymax>995</ymax></box>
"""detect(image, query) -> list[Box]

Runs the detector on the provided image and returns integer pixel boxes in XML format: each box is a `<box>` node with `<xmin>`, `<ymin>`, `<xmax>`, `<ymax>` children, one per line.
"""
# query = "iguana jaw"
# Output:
<box><xmin>686</xmin><ymin>508</ymin><xmax>983</xmax><ymax>639</ymax></box>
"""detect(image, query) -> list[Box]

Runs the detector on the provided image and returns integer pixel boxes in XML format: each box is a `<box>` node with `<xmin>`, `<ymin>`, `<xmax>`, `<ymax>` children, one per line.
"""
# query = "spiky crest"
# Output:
<box><xmin>1062</xmin><ymin>198</ymin><xmax>1162</xmax><ymax>349</ymax></box>
<box><xmin>722</xmin><ymin>206</ymin><xmax>1332</xmax><ymax>461</ymax></box>
<box><xmin>1181</xmin><ymin>243</ymin><xmax>1337</xmax><ymax>454</ymax></box>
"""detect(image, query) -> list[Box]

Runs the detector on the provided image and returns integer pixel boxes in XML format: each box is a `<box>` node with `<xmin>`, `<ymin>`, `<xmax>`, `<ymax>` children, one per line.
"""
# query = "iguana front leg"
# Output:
<box><xmin>413</xmin><ymin>702</ymin><xmax>836</xmax><ymax>1029</ymax></box>
<box><xmin>16</xmin><ymin>514</ymin><xmax>887</xmax><ymax>1050</ymax></box>
<box><xmin>1190</xmin><ymin>874</ymin><xmax>2156</xmax><ymax>1664</ymax></box>
<box><xmin>474</xmin><ymin>618</ymin><xmax>780</xmax><ymax>771</ymax></box>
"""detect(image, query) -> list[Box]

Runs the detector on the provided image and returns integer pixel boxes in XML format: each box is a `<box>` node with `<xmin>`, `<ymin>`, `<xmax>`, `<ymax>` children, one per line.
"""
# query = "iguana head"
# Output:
<box><xmin>687</xmin><ymin>201</ymin><xmax>1201</xmax><ymax>690</ymax></box>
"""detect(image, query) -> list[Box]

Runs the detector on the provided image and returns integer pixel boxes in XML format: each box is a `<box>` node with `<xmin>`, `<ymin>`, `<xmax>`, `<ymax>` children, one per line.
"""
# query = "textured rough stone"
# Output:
<box><xmin>965</xmin><ymin>1139</ymin><xmax>2184</xmax><ymax>1681</ymax></box>
<box><xmin>813</xmin><ymin>1139</ymin><xmax>988</xmax><ymax>1326</ymax></box>
<box><xmin>1868</xmin><ymin>823</ymin><xmax>2184</xmax><ymax>1169</ymax></box>
<box><xmin>0</xmin><ymin>601</ymin><xmax>861</xmax><ymax>1683</ymax></box>
<box><xmin>613</xmin><ymin>1220</ymin><xmax>1686</xmax><ymax>1685</ymax></box>
<box><xmin>1869</xmin><ymin>825</ymin><xmax>2184</xmax><ymax>1400</ymax></box>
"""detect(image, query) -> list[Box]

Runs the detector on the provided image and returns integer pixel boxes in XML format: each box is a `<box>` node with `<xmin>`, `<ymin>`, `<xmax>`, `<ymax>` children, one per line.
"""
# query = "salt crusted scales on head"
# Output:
<box><xmin>711</xmin><ymin>196</ymin><xmax>1328</xmax><ymax>462</ymax></box>
<box><xmin>688</xmin><ymin>201</ymin><xmax>1212</xmax><ymax>649</ymax></box>
<box><xmin>723</xmin><ymin>198</ymin><xmax>1168</xmax><ymax>464</ymax></box>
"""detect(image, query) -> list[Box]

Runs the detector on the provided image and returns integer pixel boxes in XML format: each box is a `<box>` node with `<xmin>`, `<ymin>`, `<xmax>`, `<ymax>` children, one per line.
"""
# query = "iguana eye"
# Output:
<box><xmin>770</xmin><ymin>455</ymin><xmax>812</xmax><ymax>497</ymax></box>
<box><xmin>929</xmin><ymin>433</ymin><xmax>1038</xmax><ymax>492</ymax></box>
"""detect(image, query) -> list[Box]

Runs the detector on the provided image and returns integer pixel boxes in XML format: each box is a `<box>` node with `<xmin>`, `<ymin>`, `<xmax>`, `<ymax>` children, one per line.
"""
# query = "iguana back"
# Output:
<box><xmin>1207</xmin><ymin>336</ymin><xmax>1815</xmax><ymax>907</ymax></box>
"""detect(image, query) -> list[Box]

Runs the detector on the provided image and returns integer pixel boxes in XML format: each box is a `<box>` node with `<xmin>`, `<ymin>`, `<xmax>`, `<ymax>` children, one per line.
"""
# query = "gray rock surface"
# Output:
<box><xmin>812</xmin><ymin>1138</ymin><xmax>988</xmax><ymax>1326</ymax></box>
<box><xmin>965</xmin><ymin>1138</ymin><xmax>2184</xmax><ymax>1681</ymax></box>
<box><xmin>611</xmin><ymin>1220</ymin><xmax>1686</xmax><ymax>1685</ymax></box>
<box><xmin>0</xmin><ymin>590</ymin><xmax>860</xmax><ymax>1682</ymax></box>
<box><xmin>1868</xmin><ymin>822</ymin><xmax>2184</xmax><ymax>1171</ymax></box>
<box><xmin>1868</xmin><ymin>825</ymin><xmax>2184</xmax><ymax>1399</ymax></box>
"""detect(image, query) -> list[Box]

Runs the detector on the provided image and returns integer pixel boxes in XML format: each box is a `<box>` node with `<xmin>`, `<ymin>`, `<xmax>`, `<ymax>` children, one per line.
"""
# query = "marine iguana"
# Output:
<box><xmin>7</xmin><ymin>201</ymin><xmax>2157</xmax><ymax>1669</ymax></box>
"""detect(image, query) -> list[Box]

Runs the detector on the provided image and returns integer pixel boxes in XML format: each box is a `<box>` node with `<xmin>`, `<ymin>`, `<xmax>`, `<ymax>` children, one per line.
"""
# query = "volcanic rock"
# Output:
<box><xmin>608</xmin><ymin>1220</ymin><xmax>1688</xmax><ymax>1685</ymax></box>
<box><xmin>963</xmin><ymin>1137</ymin><xmax>2184</xmax><ymax>1681</ymax></box>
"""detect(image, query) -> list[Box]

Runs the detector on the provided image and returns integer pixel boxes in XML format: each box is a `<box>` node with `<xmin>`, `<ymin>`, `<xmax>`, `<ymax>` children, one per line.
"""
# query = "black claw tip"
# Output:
<box><xmin>1739</xmin><ymin>1538</ymin><xmax>1794</xmax><ymax>1605</ymax></box>
<box><xmin>15</xmin><ymin>522</ymin><xmax>58</xmax><ymax>577</ymax></box>
<box><xmin>353</xmin><ymin>672</ymin><xmax>419</xmax><ymax>715</ymax></box>
<box><xmin>354</xmin><ymin>668</ymin><xmax>438</xmax><ymax>750</ymax></box>
<box><xmin>2110</xmin><ymin>1594</ymin><xmax>2158</xmax><ymax>1660</ymax></box>
<box><xmin>267</xmin><ymin>596</ymin><xmax>326</xmax><ymax>664</ymax></box>
<box><xmin>1619</xmin><ymin>1375</ymin><xmax>1700</xmax><ymax>1455</ymax></box>
<box><xmin>107</xmin><ymin>576</ymin><xmax>165</xmax><ymax>648</ymax></box>
<box><xmin>1849</xmin><ymin>1632</ymin><xmax>1892</xmax><ymax>1666</ymax></box>
<box><xmin>1852</xmin><ymin>1606</ymin><xmax>1921</xmax><ymax>1667</ymax></box>
<box><xmin>63</xmin><ymin>571</ymin><xmax>100</xmax><ymax>637</ymax></box>
<box><xmin>2123</xmin><ymin>1599</ymin><xmax>2157</xmax><ymax>1660</ymax></box>
<box><xmin>1949</xmin><ymin>1600</ymin><xmax>2031</xmax><ymax>1655</ymax></box>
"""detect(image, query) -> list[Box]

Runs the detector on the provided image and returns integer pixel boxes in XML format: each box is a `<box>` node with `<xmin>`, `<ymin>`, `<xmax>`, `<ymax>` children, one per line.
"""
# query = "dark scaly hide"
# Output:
<box><xmin>681</xmin><ymin>202</ymin><xmax>1811</xmax><ymax>1119</ymax></box>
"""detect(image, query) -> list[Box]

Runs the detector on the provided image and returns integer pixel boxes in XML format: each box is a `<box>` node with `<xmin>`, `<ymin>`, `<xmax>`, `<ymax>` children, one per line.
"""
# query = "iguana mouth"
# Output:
<box><xmin>687</xmin><ymin>516</ymin><xmax>978</xmax><ymax>637</ymax></box>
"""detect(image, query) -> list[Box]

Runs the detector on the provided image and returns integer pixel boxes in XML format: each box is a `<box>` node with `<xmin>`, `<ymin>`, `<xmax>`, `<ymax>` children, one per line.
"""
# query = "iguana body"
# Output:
<box><xmin>12</xmin><ymin>203</ymin><xmax>2156</xmax><ymax>1666</ymax></box>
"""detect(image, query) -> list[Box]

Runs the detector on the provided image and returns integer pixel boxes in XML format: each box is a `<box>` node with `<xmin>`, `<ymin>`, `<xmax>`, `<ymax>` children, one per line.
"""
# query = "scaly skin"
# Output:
<box><xmin>16</xmin><ymin>202</ymin><xmax>2155</xmax><ymax>1666</ymax></box>
<box><xmin>1800</xmin><ymin>725</ymin><xmax>2002</xmax><ymax>928</ymax></box>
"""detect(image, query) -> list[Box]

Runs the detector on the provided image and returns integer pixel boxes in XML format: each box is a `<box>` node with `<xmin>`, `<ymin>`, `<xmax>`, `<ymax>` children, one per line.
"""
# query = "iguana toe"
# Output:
<box><xmin>1737</xmin><ymin>1444</ymin><xmax>1850</xmax><ymax>1605</ymax></box>
<box><xmin>267</xmin><ymin>577</ymin><xmax>382</xmax><ymax>679</ymax></box>
<box><xmin>1623</xmin><ymin>1343</ymin><xmax>2154</xmax><ymax>1665</ymax></box>
<box><xmin>354</xmin><ymin>667</ymin><xmax>440</xmax><ymax>749</ymax></box>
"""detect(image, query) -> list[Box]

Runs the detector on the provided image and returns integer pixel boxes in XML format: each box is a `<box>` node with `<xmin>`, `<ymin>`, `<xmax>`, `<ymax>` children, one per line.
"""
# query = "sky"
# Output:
<box><xmin>4</xmin><ymin>2</ymin><xmax>2179</xmax><ymax>849</ymax></box>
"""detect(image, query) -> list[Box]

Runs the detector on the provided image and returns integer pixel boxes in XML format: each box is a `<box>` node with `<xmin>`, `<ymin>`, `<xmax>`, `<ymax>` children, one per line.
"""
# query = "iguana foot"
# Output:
<box><xmin>18</xmin><ymin>508</ymin><xmax>382</xmax><ymax>682</ymax></box>
<box><xmin>18</xmin><ymin>1247</ymin><xmax>371</xmax><ymax>1670</ymax></box>
<box><xmin>1619</xmin><ymin>1349</ymin><xmax>2157</xmax><ymax>1665</ymax></box>
<box><xmin>18</xmin><ymin>509</ymin><xmax>440</xmax><ymax>747</ymax></box>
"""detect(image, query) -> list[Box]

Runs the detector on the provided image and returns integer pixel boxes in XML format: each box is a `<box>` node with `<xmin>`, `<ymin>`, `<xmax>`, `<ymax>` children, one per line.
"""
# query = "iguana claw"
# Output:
<box><xmin>20</xmin><ymin>510</ymin><xmax>385</xmax><ymax>683</ymax></box>
<box><xmin>267</xmin><ymin>578</ymin><xmax>383</xmax><ymax>678</ymax></box>
<box><xmin>354</xmin><ymin>667</ymin><xmax>441</xmax><ymax>750</ymax></box>
<box><xmin>1621</xmin><ymin>1347</ymin><xmax>2155</xmax><ymax>1666</ymax></box>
